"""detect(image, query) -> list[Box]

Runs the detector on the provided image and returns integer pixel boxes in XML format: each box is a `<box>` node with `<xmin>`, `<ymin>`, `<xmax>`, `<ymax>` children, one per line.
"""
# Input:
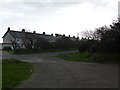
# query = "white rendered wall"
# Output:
<box><xmin>118</xmin><ymin>1</ymin><xmax>120</xmax><ymax>19</ymax></box>
<box><xmin>3</xmin><ymin>32</ymin><xmax>15</xmax><ymax>43</ymax></box>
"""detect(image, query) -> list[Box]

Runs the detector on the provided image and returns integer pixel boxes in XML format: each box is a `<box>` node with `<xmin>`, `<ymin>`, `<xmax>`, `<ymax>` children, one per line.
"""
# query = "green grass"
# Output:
<box><xmin>13</xmin><ymin>48</ymin><xmax>77</xmax><ymax>54</ymax></box>
<box><xmin>91</xmin><ymin>53</ymin><xmax>120</xmax><ymax>64</ymax></box>
<box><xmin>2</xmin><ymin>59</ymin><xmax>32</xmax><ymax>89</ymax></box>
<box><xmin>57</xmin><ymin>52</ymin><xmax>94</xmax><ymax>62</ymax></box>
<box><xmin>57</xmin><ymin>52</ymin><xmax>120</xmax><ymax>64</ymax></box>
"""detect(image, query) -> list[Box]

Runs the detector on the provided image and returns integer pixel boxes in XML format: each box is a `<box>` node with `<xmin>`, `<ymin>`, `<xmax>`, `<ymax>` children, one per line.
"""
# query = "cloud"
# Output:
<box><xmin>0</xmin><ymin>0</ymin><xmax>119</xmax><ymax>42</ymax></box>
<box><xmin>46</xmin><ymin>2</ymin><xmax>116</xmax><ymax>28</ymax></box>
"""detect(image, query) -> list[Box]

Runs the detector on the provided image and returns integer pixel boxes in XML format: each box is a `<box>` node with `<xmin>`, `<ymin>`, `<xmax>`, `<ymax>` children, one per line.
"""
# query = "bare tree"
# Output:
<box><xmin>82</xmin><ymin>30</ymin><xmax>95</xmax><ymax>40</ymax></box>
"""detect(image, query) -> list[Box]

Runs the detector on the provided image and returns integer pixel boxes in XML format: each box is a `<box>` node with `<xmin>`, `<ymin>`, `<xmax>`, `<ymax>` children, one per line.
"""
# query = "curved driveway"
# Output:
<box><xmin>2</xmin><ymin>50</ymin><xmax>118</xmax><ymax>88</ymax></box>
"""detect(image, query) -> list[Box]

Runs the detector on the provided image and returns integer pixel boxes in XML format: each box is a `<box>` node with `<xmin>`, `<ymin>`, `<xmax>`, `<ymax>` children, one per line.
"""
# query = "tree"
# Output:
<box><xmin>81</xmin><ymin>20</ymin><xmax>120</xmax><ymax>53</ymax></box>
<box><xmin>82</xmin><ymin>30</ymin><xmax>95</xmax><ymax>40</ymax></box>
<box><xmin>34</xmin><ymin>37</ymin><xmax>51</xmax><ymax>50</ymax></box>
<box><xmin>78</xmin><ymin>40</ymin><xmax>89</xmax><ymax>53</ymax></box>
<box><xmin>54</xmin><ymin>36</ymin><xmax>78</xmax><ymax>49</ymax></box>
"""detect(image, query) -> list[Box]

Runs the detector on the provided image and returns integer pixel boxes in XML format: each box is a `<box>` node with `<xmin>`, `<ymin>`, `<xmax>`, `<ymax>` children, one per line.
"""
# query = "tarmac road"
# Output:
<box><xmin>2</xmin><ymin>50</ymin><xmax>78</xmax><ymax>61</ymax></box>
<box><xmin>16</xmin><ymin>57</ymin><xmax>118</xmax><ymax>88</ymax></box>
<box><xmin>2</xmin><ymin>50</ymin><xmax>118</xmax><ymax>88</ymax></box>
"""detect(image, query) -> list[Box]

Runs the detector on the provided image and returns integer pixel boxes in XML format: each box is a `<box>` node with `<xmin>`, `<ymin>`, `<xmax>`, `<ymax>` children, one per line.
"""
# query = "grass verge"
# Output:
<box><xmin>56</xmin><ymin>52</ymin><xmax>120</xmax><ymax>64</ymax></box>
<box><xmin>2</xmin><ymin>59</ymin><xmax>32</xmax><ymax>89</ymax></box>
<box><xmin>57</xmin><ymin>52</ymin><xmax>93</xmax><ymax>62</ymax></box>
<box><xmin>12</xmin><ymin>48</ymin><xmax>77</xmax><ymax>54</ymax></box>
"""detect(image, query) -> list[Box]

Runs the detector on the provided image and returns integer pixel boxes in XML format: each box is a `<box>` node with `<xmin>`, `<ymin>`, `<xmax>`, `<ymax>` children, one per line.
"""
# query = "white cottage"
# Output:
<box><xmin>2</xmin><ymin>27</ymin><xmax>55</xmax><ymax>49</ymax></box>
<box><xmin>2</xmin><ymin>27</ymin><xmax>79</xmax><ymax>50</ymax></box>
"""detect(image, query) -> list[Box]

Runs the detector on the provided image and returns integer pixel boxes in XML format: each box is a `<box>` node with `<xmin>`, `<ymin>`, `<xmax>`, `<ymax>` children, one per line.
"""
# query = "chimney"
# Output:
<box><xmin>33</xmin><ymin>31</ymin><xmax>36</xmax><ymax>33</ymax></box>
<box><xmin>22</xmin><ymin>29</ymin><xmax>25</xmax><ymax>32</ymax></box>
<box><xmin>55</xmin><ymin>34</ymin><xmax>59</xmax><ymax>37</ymax></box>
<box><xmin>43</xmin><ymin>32</ymin><xmax>45</xmax><ymax>35</ymax></box>
<box><xmin>63</xmin><ymin>34</ymin><xmax>65</xmax><ymax>37</ymax></box>
<box><xmin>51</xmin><ymin>33</ymin><xmax>53</xmax><ymax>36</ymax></box>
<box><xmin>8</xmin><ymin>27</ymin><xmax>10</xmax><ymax>31</ymax></box>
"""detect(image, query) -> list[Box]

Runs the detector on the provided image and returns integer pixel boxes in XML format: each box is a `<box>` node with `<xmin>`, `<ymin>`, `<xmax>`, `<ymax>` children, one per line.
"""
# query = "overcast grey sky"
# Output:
<box><xmin>0</xmin><ymin>0</ymin><xmax>119</xmax><ymax>43</ymax></box>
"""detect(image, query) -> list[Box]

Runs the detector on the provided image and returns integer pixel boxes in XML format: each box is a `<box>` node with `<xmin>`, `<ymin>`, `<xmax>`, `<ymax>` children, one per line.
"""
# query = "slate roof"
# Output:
<box><xmin>9</xmin><ymin>30</ymin><xmax>25</xmax><ymax>38</ymax></box>
<box><xmin>3</xmin><ymin>28</ymin><xmax>79</xmax><ymax>42</ymax></box>
<box><xmin>3</xmin><ymin>30</ymin><xmax>55</xmax><ymax>42</ymax></box>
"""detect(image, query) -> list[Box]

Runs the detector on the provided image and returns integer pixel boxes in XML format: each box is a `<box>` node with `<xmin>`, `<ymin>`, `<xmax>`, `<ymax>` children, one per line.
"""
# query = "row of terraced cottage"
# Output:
<box><xmin>0</xmin><ymin>27</ymin><xmax>79</xmax><ymax>50</ymax></box>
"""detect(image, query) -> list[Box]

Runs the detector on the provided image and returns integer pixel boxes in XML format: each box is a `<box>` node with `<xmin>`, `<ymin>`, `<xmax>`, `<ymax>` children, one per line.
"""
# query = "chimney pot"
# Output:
<box><xmin>63</xmin><ymin>34</ymin><xmax>65</xmax><ymax>36</ymax></box>
<box><xmin>33</xmin><ymin>31</ymin><xmax>36</xmax><ymax>33</ymax></box>
<box><xmin>51</xmin><ymin>33</ymin><xmax>53</xmax><ymax>36</ymax></box>
<box><xmin>22</xmin><ymin>29</ymin><xmax>25</xmax><ymax>32</ymax></box>
<box><xmin>8</xmin><ymin>27</ymin><xmax>10</xmax><ymax>31</ymax></box>
<box><xmin>43</xmin><ymin>32</ymin><xmax>45</xmax><ymax>35</ymax></box>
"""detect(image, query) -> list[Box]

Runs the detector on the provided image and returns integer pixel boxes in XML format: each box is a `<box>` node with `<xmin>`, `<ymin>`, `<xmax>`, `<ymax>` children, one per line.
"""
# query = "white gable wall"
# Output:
<box><xmin>3</xmin><ymin>32</ymin><xmax>15</xmax><ymax>43</ymax></box>
<box><xmin>3</xmin><ymin>32</ymin><xmax>15</xmax><ymax>49</ymax></box>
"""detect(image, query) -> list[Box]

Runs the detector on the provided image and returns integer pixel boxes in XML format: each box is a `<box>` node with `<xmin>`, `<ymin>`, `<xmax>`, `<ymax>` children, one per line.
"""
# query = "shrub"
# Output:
<box><xmin>91</xmin><ymin>53</ymin><xmax>120</xmax><ymax>63</ymax></box>
<box><xmin>78</xmin><ymin>41</ymin><xmax>89</xmax><ymax>53</ymax></box>
<box><xmin>3</xmin><ymin>46</ymin><xmax>12</xmax><ymax>51</ymax></box>
<box><xmin>2</xmin><ymin>59</ymin><xmax>20</xmax><ymax>64</ymax></box>
<box><xmin>14</xmin><ymin>49</ymin><xmax>37</xmax><ymax>54</ymax></box>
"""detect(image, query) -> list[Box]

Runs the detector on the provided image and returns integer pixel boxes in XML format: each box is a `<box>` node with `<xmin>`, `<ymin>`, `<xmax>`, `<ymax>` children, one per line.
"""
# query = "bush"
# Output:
<box><xmin>54</xmin><ymin>37</ymin><xmax>79</xmax><ymax>49</ymax></box>
<box><xmin>78</xmin><ymin>39</ymin><xmax>99</xmax><ymax>54</ymax></box>
<box><xmin>2</xmin><ymin>59</ymin><xmax>20</xmax><ymax>64</ymax></box>
<box><xmin>14</xmin><ymin>49</ymin><xmax>37</xmax><ymax>54</ymax></box>
<box><xmin>81</xmin><ymin>20</ymin><xmax>120</xmax><ymax>53</ymax></box>
<box><xmin>91</xmin><ymin>53</ymin><xmax>120</xmax><ymax>63</ymax></box>
<box><xmin>78</xmin><ymin>41</ymin><xmax>89</xmax><ymax>53</ymax></box>
<box><xmin>3</xmin><ymin>46</ymin><xmax>12</xmax><ymax>51</ymax></box>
